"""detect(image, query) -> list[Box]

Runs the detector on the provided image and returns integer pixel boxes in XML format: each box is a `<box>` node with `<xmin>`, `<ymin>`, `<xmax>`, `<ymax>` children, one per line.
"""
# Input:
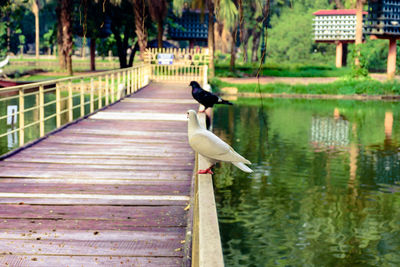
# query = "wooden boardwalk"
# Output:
<box><xmin>0</xmin><ymin>82</ymin><xmax>198</xmax><ymax>266</ymax></box>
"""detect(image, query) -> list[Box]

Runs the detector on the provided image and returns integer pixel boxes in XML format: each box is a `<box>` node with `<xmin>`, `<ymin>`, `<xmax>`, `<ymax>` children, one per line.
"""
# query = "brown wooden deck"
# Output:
<box><xmin>0</xmin><ymin>82</ymin><xmax>198</xmax><ymax>266</ymax></box>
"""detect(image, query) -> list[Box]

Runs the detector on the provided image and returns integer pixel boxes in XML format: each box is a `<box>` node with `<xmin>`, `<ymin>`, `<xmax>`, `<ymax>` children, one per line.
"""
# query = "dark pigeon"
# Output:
<box><xmin>189</xmin><ymin>81</ymin><xmax>233</xmax><ymax>112</ymax></box>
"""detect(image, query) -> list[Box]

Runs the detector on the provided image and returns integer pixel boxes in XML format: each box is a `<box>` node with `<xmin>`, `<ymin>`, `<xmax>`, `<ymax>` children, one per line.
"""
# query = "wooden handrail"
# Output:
<box><xmin>0</xmin><ymin>63</ymin><xmax>150</xmax><ymax>149</ymax></box>
<box><xmin>192</xmin><ymin>112</ymin><xmax>224</xmax><ymax>267</ymax></box>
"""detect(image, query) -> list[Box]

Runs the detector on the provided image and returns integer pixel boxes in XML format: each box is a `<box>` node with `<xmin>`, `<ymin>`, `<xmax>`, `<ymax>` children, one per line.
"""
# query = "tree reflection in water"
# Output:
<box><xmin>213</xmin><ymin>99</ymin><xmax>400</xmax><ymax>267</ymax></box>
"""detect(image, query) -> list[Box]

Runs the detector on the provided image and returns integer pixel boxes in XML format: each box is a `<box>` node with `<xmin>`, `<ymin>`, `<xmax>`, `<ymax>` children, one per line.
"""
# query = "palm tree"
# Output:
<box><xmin>133</xmin><ymin>0</ymin><xmax>147</xmax><ymax>60</ymax></box>
<box><xmin>217</xmin><ymin>0</ymin><xmax>238</xmax><ymax>71</ymax></box>
<box><xmin>148</xmin><ymin>0</ymin><xmax>168</xmax><ymax>48</ymax></box>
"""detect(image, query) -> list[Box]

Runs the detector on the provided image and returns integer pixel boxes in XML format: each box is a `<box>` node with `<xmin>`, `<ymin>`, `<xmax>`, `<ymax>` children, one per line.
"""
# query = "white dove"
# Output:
<box><xmin>187</xmin><ymin>109</ymin><xmax>253</xmax><ymax>174</ymax></box>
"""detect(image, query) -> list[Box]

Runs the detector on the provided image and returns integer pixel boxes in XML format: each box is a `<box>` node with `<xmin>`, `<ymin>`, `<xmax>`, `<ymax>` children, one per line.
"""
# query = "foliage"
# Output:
<box><xmin>349</xmin><ymin>44</ymin><xmax>369</xmax><ymax>78</ymax></box>
<box><xmin>215</xmin><ymin>62</ymin><xmax>352</xmax><ymax>77</ymax></box>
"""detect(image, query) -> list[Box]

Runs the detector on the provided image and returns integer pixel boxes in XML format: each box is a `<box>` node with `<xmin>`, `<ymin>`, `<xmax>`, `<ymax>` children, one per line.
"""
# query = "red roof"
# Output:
<box><xmin>313</xmin><ymin>9</ymin><xmax>367</xmax><ymax>15</ymax></box>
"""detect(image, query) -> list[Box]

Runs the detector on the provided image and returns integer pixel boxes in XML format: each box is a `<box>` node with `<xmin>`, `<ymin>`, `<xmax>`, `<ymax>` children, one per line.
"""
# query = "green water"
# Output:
<box><xmin>213</xmin><ymin>98</ymin><xmax>400</xmax><ymax>266</ymax></box>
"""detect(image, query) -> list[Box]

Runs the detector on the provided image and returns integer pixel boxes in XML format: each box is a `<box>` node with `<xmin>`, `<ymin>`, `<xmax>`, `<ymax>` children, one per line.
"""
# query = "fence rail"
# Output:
<box><xmin>9</xmin><ymin>60</ymin><xmax>120</xmax><ymax>70</ymax></box>
<box><xmin>145</xmin><ymin>48</ymin><xmax>209</xmax><ymax>86</ymax></box>
<box><xmin>0</xmin><ymin>63</ymin><xmax>150</xmax><ymax>154</ymax></box>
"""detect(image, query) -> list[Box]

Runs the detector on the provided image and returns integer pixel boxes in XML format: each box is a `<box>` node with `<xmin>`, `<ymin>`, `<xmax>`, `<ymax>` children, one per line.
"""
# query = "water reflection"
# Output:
<box><xmin>213</xmin><ymin>99</ymin><xmax>400</xmax><ymax>266</ymax></box>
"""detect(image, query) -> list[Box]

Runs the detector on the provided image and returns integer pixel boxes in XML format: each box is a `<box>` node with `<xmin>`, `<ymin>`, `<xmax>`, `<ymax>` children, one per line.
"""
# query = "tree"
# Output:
<box><xmin>148</xmin><ymin>0</ymin><xmax>167</xmax><ymax>48</ymax></box>
<box><xmin>207</xmin><ymin>0</ymin><xmax>215</xmax><ymax>78</ymax></box>
<box><xmin>133</xmin><ymin>0</ymin><xmax>147</xmax><ymax>60</ymax></box>
<box><xmin>56</xmin><ymin>0</ymin><xmax>73</xmax><ymax>75</ymax></box>
<box><xmin>31</xmin><ymin>0</ymin><xmax>41</xmax><ymax>59</ymax></box>
<box><xmin>105</xmin><ymin>0</ymin><xmax>135</xmax><ymax>68</ymax></box>
<box><xmin>217</xmin><ymin>0</ymin><xmax>238</xmax><ymax>71</ymax></box>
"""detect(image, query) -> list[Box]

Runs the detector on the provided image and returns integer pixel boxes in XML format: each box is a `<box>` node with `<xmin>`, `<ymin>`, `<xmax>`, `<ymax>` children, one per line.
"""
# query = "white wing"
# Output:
<box><xmin>189</xmin><ymin>129</ymin><xmax>251</xmax><ymax>164</ymax></box>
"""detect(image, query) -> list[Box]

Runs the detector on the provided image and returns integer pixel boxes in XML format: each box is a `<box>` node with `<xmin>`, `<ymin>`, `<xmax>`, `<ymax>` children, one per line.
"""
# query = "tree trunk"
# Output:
<box><xmin>57</xmin><ymin>0</ymin><xmax>73</xmax><ymax>75</ymax></box>
<box><xmin>128</xmin><ymin>42</ymin><xmax>139</xmax><ymax>67</ymax></box>
<box><xmin>230</xmin><ymin>27</ymin><xmax>237</xmax><ymax>71</ymax></box>
<box><xmin>335</xmin><ymin>0</ymin><xmax>344</xmax><ymax>9</ymax></box>
<box><xmin>354</xmin><ymin>0</ymin><xmax>363</xmax><ymax>66</ymax></box>
<box><xmin>32</xmin><ymin>0</ymin><xmax>40</xmax><ymax>60</ymax></box>
<box><xmin>242</xmin><ymin>28</ymin><xmax>251</xmax><ymax>63</ymax></box>
<box><xmin>157</xmin><ymin>21</ymin><xmax>163</xmax><ymax>48</ymax></box>
<box><xmin>112</xmin><ymin>24</ymin><xmax>127</xmax><ymax>68</ymax></box>
<box><xmin>251</xmin><ymin>29</ymin><xmax>261</xmax><ymax>62</ymax></box>
<box><xmin>207</xmin><ymin>0</ymin><xmax>215</xmax><ymax>78</ymax></box>
<box><xmin>56</xmin><ymin>4</ymin><xmax>65</xmax><ymax>70</ymax></box>
<box><xmin>90</xmin><ymin>38</ymin><xmax>96</xmax><ymax>71</ymax></box>
<box><xmin>133</xmin><ymin>0</ymin><xmax>147</xmax><ymax>60</ymax></box>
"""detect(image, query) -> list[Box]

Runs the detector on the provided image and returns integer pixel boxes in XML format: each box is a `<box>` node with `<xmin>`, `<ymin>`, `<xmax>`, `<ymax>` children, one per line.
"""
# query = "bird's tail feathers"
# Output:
<box><xmin>218</xmin><ymin>98</ymin><xmax>233</xmax><ymax>105</ymax></box>
<box><xmin>230</xmin><ymin>149</ymin><xmax>251</xmax><ymax>165</ymax></box>
<box><xmin>232</xmin><ymin>162</ymin><xmax>253</xmax><ymax>173</ymax></box>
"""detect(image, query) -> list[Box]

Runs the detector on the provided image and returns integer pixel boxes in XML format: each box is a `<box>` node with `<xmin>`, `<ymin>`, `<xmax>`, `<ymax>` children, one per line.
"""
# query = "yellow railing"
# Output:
<box><xmin>145</xmin><ymin>48</ymin><xmax>209</xmax><ymax>86</ymax></box>
<box><xmin>9</xmin><ymin>59</ymin><xmax>120</xmax><ymax>70</ymax></box>
<box><xmin>0</xmin><ymin>63</ymin><xmax>150</xmax><ymax>154</ymax></box>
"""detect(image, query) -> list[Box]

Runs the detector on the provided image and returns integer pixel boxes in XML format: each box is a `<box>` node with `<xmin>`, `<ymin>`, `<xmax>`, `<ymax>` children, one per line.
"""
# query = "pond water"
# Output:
<box><xmin>213</xmin><ymin>98</ymin><xmax>400</xmax><ymax>266</ymax></box>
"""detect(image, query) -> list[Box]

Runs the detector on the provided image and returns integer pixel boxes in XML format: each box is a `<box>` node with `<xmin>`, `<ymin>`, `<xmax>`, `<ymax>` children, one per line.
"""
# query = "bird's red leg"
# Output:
<box><xmin>198</xmin><ymin>165</ymin><xmax>214</xmax><ymax>174</ymax></box>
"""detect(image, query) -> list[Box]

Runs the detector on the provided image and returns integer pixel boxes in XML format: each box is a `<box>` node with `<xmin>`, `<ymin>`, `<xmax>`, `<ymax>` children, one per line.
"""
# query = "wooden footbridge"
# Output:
<box><xmin>0</xmin><ymin>49</ymin><xmax>223</xmax><ymax>266</ymax></box>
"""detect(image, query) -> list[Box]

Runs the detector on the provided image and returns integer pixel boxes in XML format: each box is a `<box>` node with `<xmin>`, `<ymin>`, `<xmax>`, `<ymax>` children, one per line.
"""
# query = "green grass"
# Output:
<box><xmin>210</xmin><ymin>77</ymin><xmax>400</xmax><ymax>96</ymax></box>
<box><xmin>215</xmin><ymin>63</ymin><xmax>352</xmax><ymax>78</ymax></box>
<box><xmin>16</xmin><ymin>74</ymin><xmax>70</xmax><ymax>81</ymax></box>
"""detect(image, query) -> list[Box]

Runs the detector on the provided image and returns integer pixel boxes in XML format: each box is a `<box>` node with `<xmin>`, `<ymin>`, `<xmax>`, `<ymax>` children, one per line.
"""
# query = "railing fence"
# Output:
<box><xmin>0</xmin><ymin>63</ymin><xmax>149</xmax><ymax>154</ymax></box>
<box><xmin>145</xmin><ymin>48</ymin><xmax>209</xmax><ymax>87</ymax></box>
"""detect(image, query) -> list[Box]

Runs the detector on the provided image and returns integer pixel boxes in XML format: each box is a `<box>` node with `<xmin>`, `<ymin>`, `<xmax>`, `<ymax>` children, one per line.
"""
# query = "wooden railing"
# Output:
<box><xmin>0</xmin><ymin>63</ymin><xmax>150</xmax><ymax>154</ymax></box>
<box><xmin>192</xmin><ymin>112</ymin><xmax>224</xmax><ymax>267</ymax></box>
<box><xmin>9</xmin><ymin>59</ymin><xmax>120</xmax><ymax>70</ymax></box>
<box><xmin>145</xmin><ymin>48</ymin><xmax>209</xmax><ymax>86</ymax></box>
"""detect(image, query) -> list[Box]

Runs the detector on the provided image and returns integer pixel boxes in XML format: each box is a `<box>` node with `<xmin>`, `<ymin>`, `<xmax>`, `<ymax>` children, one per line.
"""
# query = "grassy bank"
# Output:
<box><xmin>210</xmin><ymin>77</ymin><xmax>400</xmax><ymax>96</ymax></box>
<box><xmin>215</xmin><ymin>63</ymin><xmax>352</xmax><ymax>78</ymax></box>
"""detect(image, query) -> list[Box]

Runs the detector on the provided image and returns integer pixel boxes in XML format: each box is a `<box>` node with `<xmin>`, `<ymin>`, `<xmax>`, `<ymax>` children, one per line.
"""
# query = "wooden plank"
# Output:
<box><xmin>0</xmin><ymin>255</ymin><xmax>182</xmax><ymax>267</ymax></box>
<box><xmin>0</xmin><ymin>205</ymin><xmax>187</xmax><ymax>224</ymax></box>
<box><xmin>0</xmin><ymin>218</ymin><xmax>186</xmax><ymax>231</ymax></box>
<box><xmin>0</xmin><ymin>239</ymin><xmax>184</xmax><ymax>257</ymax></box>
<box><xmin>0</xmin><ymin>181</ymin><xmax>190</xmax><ymax>195</ymax></box>
<box><xmin>5</xmin><ymin>155</ymin><xmax>193</xmax><ymax>167</ymax></box>
<box><xmin>0</xmin><ymin>169</ymin><xmax>192</xmax><ymax>180</ymax></box>
<box><xmin>90</xmin><ymin>112</ymin><xmax>187</xmax><ymax>121</ymax></box>
<box><xmin>0</xmin><ymin>162</ymin><xmax>193</xmax><ymax>172</ymax></box>
<box><xmin>123</xmin><ymin>98</ymin><xmax>197</xmax><ymax>104</ymax></box>
<box><xmin>0</xmin><ymin>178</ymin><xmax>191</xmax><ymax>186</ymax></box>
<box><xmin>0</xmin><ymin>193</ymin><xmax>189</xmax><ymax>206</ymax></box>
<box><xmin>0</xmin><ymin>229</ymin><xmax>184</xmax><ymax>241</ymax></box>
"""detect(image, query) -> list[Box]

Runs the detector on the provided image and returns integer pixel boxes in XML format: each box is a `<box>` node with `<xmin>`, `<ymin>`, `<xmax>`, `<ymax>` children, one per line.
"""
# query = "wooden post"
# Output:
<box><xmin>131</xmin><ymin>69</ymin><xmax>134</xmax><ymax>93</ymax></box>
<box><xmin>98</xmin><ymin>76</ymin><xmax>103</xmax><ymax>109</ymax></box>
<box><xmin>56</xmin><ymin>83</ymin><xmax>61</xmax><ymax>128</ymax></box>
<box><xmin>39</xmin><ymin>85</ymin><xmax>44</xmax><ymax>137</ymax></box>
<box><xmin>335</xmin><ymin>41</ymin><xmax>343</xmax><ymax>68</ymax></box>
<box><xmin>80</xmin><ymin>79</ymin><xmax>85</xmax><ymax>117</ymax></box>
<box><xmin>388</xmin><ymin>38</ymin><xmax>397</xmax><ymax>79</ymax></box>
<box><xmin>19</xmin><ymin>90</ymin><xmax>25</xmax><ymax>146</ymax></box>
<box><xmin>127</xmin><ymin>70</ymin><xmax>131</xmax><ymax>95</ymax></box>
<box><xmin>68</xmin><ymin>82</ymin><xmax>73</xmax><ymax>122</ymax></box>
<box><xmin>90</xmin><ymin>78</ymin><xmax>94</xmax><ymax>113</ymax></box>
<box><xmin>111</xmin><ymin>73</ymin><xmax>115</xmax><ymax>102</ymax></box>
<box><xmin>105</xmin><ymin>74</ymin><xmax>109</xmax><ymax>106</ymax></box>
